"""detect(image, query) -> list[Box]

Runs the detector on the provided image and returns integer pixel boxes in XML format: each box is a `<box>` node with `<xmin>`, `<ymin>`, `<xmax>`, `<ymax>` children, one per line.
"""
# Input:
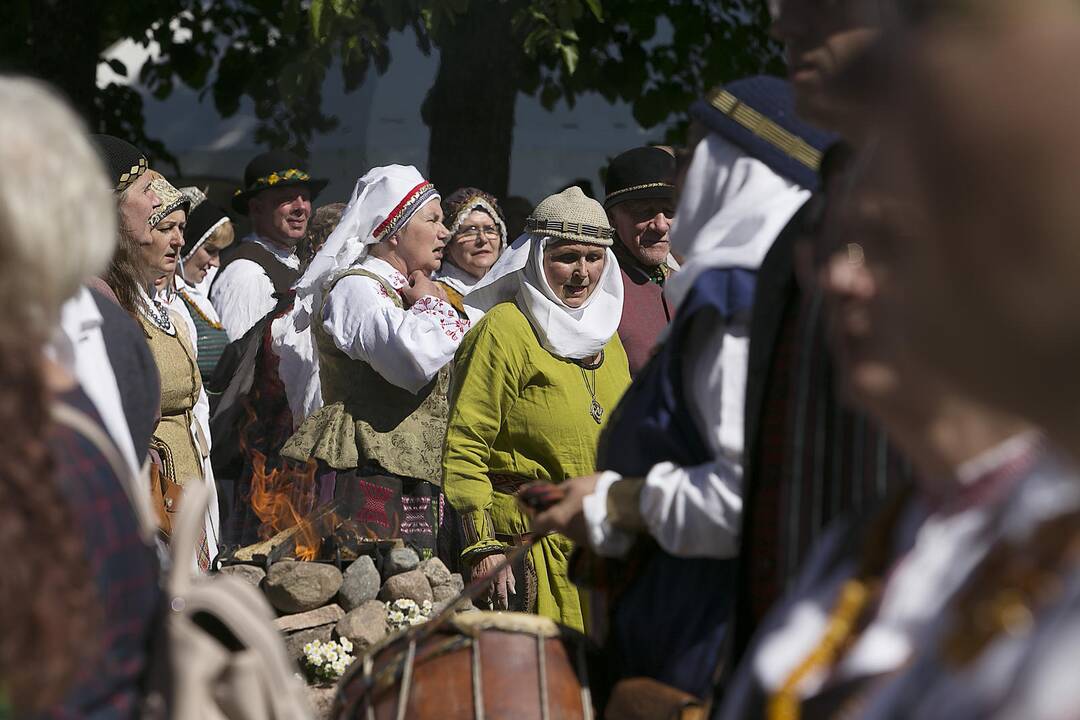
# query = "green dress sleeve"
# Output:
<box><xmin>443</xmin><ymin>308</ymin><xmax>526</xmax><ymax>564</ymax></box>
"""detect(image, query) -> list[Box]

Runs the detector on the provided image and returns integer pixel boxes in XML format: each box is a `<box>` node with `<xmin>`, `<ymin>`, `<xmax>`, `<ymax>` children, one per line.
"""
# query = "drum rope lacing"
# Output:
<box><xmin>537</xmin><ymin>634</ymin><xmax>550</xmax><ymax>720</ymax></box>
<box><xmin>472</xmin><ymin>636</ymin><xmax>485</xmax><ymax>720</ymax></box>
<box><xmin>394</xmin><ymin>640</ymin><xmax>417</xmax><ymax>720</ymax></box>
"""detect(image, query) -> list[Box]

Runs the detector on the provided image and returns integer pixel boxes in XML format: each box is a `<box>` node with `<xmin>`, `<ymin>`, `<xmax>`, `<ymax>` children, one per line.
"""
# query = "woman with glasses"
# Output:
<box><xmin>434</xmin><ymin>187</ymin><xmax>507</xmax><ymax>295</ymax></box>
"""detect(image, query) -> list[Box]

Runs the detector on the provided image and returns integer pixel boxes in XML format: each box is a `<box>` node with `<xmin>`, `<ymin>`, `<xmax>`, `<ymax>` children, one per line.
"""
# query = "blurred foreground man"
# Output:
<box><xmin>834</xmin><ymin>4</ymin><xmax>1080</xmax><ymax>717</ymax></box>
<box><xmin>731</xmin><ymin>0</ymin><xmax>911</xmax><ymax>661</ymax></box>
<box><xmin>717</xmin><ymin>135</ymin><xmax>1068</xmax><ymax>719</ymax></box>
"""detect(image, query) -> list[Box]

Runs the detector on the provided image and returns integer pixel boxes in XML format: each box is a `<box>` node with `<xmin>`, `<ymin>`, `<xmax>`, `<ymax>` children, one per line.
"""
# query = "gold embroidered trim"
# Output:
<box><xmin>706</xmin><ymin>88</ymin><xmax>823</xmax><ymax>171</ymax></box>
<box><xmin>116</xmin><ymin>157</ymin><xmax>149</xmax><ymax>193</ymax></box>
<box><xmin>604</xmin><ymin>181</ymin><xmax>674</xmax><ymax>203</ymax></box>
<box><xmin>449</xmin><ymin>196</ymin><xmax>507</xmax><ymax>244</ymax></box>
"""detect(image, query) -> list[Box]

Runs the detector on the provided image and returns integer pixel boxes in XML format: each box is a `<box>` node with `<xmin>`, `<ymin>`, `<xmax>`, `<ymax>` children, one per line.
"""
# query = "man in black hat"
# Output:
<box><xmin>210</xmin><ymin>150</ymin><xmax>327</xmax><ymax>340</ymax></box>
<box><xmin>603</xmin><ymin>146</ymin><xmax>679</xmax><ymax>377</ymax></box>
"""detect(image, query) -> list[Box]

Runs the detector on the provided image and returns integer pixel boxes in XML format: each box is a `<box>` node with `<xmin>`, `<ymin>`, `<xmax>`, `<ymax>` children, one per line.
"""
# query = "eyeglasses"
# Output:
<box><xmin>455</xmin><ymin>225</ymin><xmax>501</xmax><ymax>241</ymax></box>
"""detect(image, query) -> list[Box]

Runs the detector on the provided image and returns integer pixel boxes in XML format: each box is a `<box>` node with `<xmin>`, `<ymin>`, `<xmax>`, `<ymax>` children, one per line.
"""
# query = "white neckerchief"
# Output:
<box><xmin>245</xmin><ymin>234</ymin><xmax>301</xmax><ymax>271</ymax></box>
<box><xmin>465</xmin><ymin>232</ymin><xmax>624</xmax><ymax>360</ymax></box>
<box><xmin>434</xmin><ymin>259</ymin><xmax>484</xmax><ymax>295</ymax></box>
<box><xmin>664</xmin><ymin>134</ymin><xmax>811</xmax><ymax>311</ymax></box>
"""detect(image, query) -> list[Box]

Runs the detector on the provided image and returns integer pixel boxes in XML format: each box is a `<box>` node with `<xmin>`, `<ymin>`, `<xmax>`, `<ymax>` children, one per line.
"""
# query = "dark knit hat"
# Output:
<box><xmin>689</xmin><ymin>75</ymin><xmax>835</xmax><ymax>191</ymax></box>
<box><xmin>182</xmin><ymin>201</ymin><xmax>232</xmax><ymax>261</ymax></box>
<box><xmin>232</xmin><ymin>149</ymin><xmax>328</xmax><ymax>215</ymax></box>
<box><xmin>442</xmin><ymin>187</ymin><xmax>507</xmax><ymax>246</ymax></box>
<box><xmin>603</xmin><ymin>146</ymin><xmax>676</xmax><ymax>211</ymax></box>
<box><xmin>91</xmin><ymin>134</ymin><xmax>149</xmax><ymax>193</ymax></box>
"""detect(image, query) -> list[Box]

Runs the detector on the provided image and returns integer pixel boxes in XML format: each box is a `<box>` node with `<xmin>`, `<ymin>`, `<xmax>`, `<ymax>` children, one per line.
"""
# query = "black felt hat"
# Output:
<box><xmin>182</xmin><ymin>200</ymin><xmax>233</xmax><ymax>260</ymax></box>
<box><xmin>603</xmin><ymin>146</ymin><xmax>676</xmax><ymax>211</ymax></box>
<box><xmin>689</xmin><ymin>76</ymin><xmax>835</xmax><ymax>191</ymax></box>
<box><xmin>232</xmin><ymin>149</ymin><xmax>328</xmax><ymax>215</ymax></box>
<box><xmin>91</xmin><ymin>134</ymin><xmax>149</xmax><ymax>193</ymax></box>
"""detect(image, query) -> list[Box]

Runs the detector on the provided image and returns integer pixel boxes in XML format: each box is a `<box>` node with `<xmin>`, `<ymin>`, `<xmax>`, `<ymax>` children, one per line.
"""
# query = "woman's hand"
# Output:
<box><xmin>402</xmin><ymin>270</ymin><xmax>448</xmax><ymax>306</ymax></box>
<box><xmin>470</xmin><ymin>552</ymin><xmax>517</xmax><ymax>610</ymax></box>
<box><xmin>531</xmin><ymin>473</ymin><xmax>602</xmax><ymax>546</ymax></box>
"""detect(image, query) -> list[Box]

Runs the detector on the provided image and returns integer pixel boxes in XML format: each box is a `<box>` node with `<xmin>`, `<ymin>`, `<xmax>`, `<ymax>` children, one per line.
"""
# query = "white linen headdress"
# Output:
<box><xmin>294</xmin><ymin>164</ymin><xmax>439</xmax><ymax>303</ymax></box>
<box><xmin>273</xmin><ymin>165</ymin><xmax>439</xmax><ymax>425</ymax></box>
<box><xmin>663</xmin><ymin>134</ymin><xmax>811</xmax><ymax>309</ymax></box>
<box><xmin>465</xmin><ymin>187</ymin><xmax>623</xmax><ymax>360</ymax></box>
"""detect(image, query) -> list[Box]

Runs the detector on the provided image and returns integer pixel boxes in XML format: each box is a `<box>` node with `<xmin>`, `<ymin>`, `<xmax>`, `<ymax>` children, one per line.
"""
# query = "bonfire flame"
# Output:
<box><xmin>248</xmin><ymin>449</ymin><xmax>322</xmax><ymax>561</ymax></box>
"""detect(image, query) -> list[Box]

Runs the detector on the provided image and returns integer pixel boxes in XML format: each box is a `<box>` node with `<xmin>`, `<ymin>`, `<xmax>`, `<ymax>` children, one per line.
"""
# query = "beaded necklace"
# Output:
<box><xmin>141</xmin><ymin>297</ymin><xmax>174</xmax><ymax>334</ymax></box>
<box><xmin>178</xmin><ymin>289</ymin><xmax>224</xmax><ymax>331</ymax></box>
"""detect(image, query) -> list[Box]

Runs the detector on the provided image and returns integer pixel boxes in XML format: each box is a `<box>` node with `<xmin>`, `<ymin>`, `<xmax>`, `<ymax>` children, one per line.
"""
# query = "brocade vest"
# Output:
<box><xmin>291</xmin><ymin>268</ymin><xmax>450</xmax><ymax>484</ymax></box>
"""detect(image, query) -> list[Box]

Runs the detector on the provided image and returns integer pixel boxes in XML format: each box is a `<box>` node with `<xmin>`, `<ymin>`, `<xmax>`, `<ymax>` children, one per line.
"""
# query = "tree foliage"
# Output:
<box><xmin>0</xmin><ymin>0</ymin><xmax>779</xmax><ymax>175</ymax></box>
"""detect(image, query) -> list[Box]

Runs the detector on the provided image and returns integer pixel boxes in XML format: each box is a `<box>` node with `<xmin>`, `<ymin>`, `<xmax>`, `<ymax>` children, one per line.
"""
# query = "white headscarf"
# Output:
<box><xmin>434</xmin><ymin>260</ymin><xmax>484</xmax><ymax>295</ymax></box>
<box><xmin>663</xmin><ymin>134</ymin><xmax>811</xmax><ymax>310</ymax></box>
<box><xmin>294</xmin><ymin>164</ymin><xmax>439</xmax><ymax>304</ymax></box>
<box><xmin>465</xmin><ymin>232</ymin><xmax>624</xmax><ymax>360</ymax></box>
<box><xmin>272</xmin><ymin>165</ymin><xmax>439</xmax><ymax>425</ymax></box>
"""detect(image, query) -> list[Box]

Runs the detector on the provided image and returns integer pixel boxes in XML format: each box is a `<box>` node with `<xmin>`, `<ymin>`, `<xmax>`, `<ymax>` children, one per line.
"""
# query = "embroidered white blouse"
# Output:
<box><xmin>321</xmin><ymin>256</ymin><xmax>470</xmax><ymax>393</ymax></box>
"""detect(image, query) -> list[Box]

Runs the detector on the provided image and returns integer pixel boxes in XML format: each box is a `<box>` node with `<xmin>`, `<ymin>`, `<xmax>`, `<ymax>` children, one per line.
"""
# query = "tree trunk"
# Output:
<box><xmin>424</xmin><ymin>2</ymin><xmax>523</xmax><ymax>201</ymax></box>
<box><xmin>28</xmin><ymin>0</ymin><xmax>103</xmax><ymax>127</ymax></box>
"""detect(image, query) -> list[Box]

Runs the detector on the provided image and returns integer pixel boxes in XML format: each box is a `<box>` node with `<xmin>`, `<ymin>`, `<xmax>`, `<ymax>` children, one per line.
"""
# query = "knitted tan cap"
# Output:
<box><xmin>525</xmin><ymin>186</ymin><xmax>615</xmax><ymax>246</ymax></box>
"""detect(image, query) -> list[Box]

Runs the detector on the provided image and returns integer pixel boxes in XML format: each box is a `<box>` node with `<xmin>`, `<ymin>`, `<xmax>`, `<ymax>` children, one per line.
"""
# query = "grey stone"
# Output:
<box><xmin>434</xmin><ymin>597</ymin><xmax>476</xmax><ymax>615</ymax></box>
<box><xmin>273</xmin><ymin>604</ymin><xmax>345</xmax><ymax>633</ymax></box>
<box><xmin>264</xmin><ymin>561</ymin><xmax>343</xmax><ymax>614</ymax></box>
<box><xmin>217</xmin><ymin>564</ymin><xmax>266</xmax><ymax>588</ymax></box>
<box><xmin>306</xmin><ymin>686</ymin><xmax>337</xmax><ymax>719</ymax></box>
<box><xmin>382</xmin><ymin>547</ymin><xmax>420</xmax><ymax>579</ymax></box>
<box><xmin>377</xmin><ymin>568</ymin><xmax>434</xmax><ymax>604</ymax></box>
<box><xmin>338</xmin><ymin>556</ymin><xmax>381</xmax><ymax>611</ymax></box>
<box><xmin>449</xmin><ymin>573</ymin><xmax>465</xmax><ymax>592</ymax></box>
<box><xmin>284</xmin><ymin>625</ymin><xmax>333</xmax><ymax>661</ymax></box>
<box><xmin>432</xmin><ymin>582</ymin><xmax>462</xmax><ymax>604</ymax></box>
<box><xmin>418</xmin><ymin>557</ymin><xmax>453</xmax><ymax>589</ymax></box>
<box><xmin>335</xmin><ymin>600</ymin><xmax>388</xmax><ymax>651</ymax></box>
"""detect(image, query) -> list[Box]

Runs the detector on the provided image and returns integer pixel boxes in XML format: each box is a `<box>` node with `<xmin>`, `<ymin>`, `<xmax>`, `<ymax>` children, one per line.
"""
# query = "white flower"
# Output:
<box><xmin>339</xmin><ymin>637</ymin><xmax>353</xmax><ymax>652</ymax></box>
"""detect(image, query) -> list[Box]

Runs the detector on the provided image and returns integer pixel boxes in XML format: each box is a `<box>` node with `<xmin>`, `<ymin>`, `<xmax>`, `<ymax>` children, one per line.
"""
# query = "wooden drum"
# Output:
<box><xmin>334</xmin><ymin>611</ymin><xmax>595</xmax><ymax>720</ymax></box>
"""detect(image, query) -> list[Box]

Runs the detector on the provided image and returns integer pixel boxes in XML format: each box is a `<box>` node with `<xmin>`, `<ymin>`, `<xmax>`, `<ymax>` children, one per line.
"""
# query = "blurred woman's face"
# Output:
<box><xmin>182</xmin><ymin>243</ymin><xmax>222</xmax><ymax>285</ymax></box>
<box><xmin>447</xmin><ymin>210</ymin><xmax>502</xmax><ymax>279</ymax></box>
<box><xmin>543</xmin><ymin>241</ymin><xmax>606</xmax><ymax>309</ymax></box>
<box><xmin>143</xmin><ymin>209</ymin><xmax>185</xmax><ymax>286</ymax></box>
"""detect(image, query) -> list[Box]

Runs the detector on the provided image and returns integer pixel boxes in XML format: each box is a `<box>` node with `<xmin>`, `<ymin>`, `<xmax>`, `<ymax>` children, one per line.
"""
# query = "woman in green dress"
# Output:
<box><xmin>444</xmin><ymin>187</ymin><xmax>631</xmax><ymax>631</ymax></box>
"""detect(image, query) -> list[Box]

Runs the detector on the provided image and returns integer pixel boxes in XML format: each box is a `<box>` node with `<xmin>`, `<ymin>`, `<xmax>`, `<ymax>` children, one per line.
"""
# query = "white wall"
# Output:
<box><xmin>102</xmin><ymin>29</ymin><xmax>670</xmax><ymax>205</ymax></box>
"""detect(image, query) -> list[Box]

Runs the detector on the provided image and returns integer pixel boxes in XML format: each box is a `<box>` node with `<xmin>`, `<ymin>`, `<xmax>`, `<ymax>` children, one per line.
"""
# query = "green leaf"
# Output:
<box><xmin>583</xmin><ymin>0</ymin><xmax>602</xmax><ymax>21</ymax></box>
<box><xmin>310</xmin><ymin>0</ymin><xmax>326</xmax><ymax>38</ymax></box>
<box><xmin>559</xmin><ymin>42</ymin><xmax>578</xmax><ymax>75</ymax></box>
